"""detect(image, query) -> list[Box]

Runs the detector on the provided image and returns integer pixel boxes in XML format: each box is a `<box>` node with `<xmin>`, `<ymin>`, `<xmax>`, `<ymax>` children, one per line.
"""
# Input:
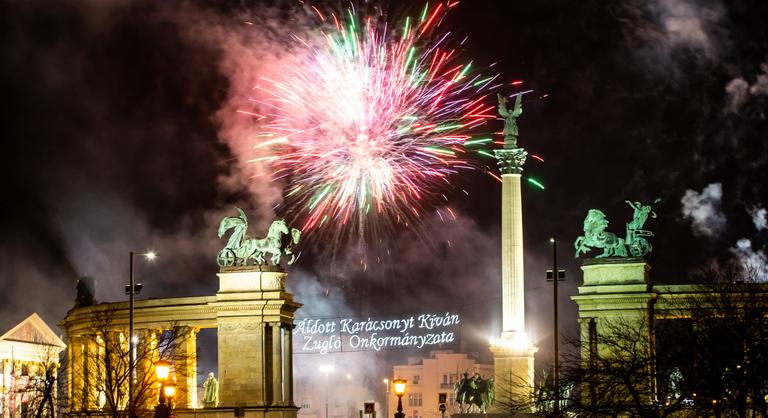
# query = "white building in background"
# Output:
<box><xmin>0</xmin><ymin>313</ymin><xmax>66</xmax><ymax>418</ymax></box>
<box><xmin>388</xmin><ymin>351</ymin><xmax>493</xmax><ymax>418</ymax></box>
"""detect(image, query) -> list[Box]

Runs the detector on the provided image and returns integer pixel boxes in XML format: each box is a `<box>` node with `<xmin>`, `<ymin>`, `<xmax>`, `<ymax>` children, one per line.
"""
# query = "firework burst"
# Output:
<box><xmin>243</xmin><ymin>2</ymin><xmax>500</xmax><ymax>249</ymax></box>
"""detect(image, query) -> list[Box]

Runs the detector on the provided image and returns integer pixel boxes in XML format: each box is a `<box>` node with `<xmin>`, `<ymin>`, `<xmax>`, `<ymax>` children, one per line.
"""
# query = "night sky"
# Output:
<box><xmin>1</xmin><ymin>0</ymin><xmax>767</xmax><ymax>387</ymax></box>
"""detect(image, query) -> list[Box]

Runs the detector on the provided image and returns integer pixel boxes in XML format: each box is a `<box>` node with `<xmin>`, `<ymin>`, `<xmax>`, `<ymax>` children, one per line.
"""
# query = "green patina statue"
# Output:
<box><xmin>454</xmin><ymin>372</ymin><xmax>494</xmax><ymax>413</ymax></box>
<box><xmin>574</xmin><ymin>199</ymin><xmax>659</xmax><ymax>258</ymax></box>
<box><xmin>202</xmin><ymin>372</ymin><xmax>218</xmax><ymax>407</ymax></box>
<box><xmin>216</xmin><ymin>208</ymin><xmax>301</xmax><ymax>267</ymax></box>
<box><xmin>497</xmin><ymin>93</ymin><xmax>523</xmax><ymax>148</ymax></box>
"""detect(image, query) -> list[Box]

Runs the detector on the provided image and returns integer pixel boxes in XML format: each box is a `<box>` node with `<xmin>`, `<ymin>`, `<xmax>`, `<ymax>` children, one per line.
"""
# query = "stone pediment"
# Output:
<box><xmin>0</xmin><ymin>313</ymin><xmax>65</xmax><ymax>348</ymax></box>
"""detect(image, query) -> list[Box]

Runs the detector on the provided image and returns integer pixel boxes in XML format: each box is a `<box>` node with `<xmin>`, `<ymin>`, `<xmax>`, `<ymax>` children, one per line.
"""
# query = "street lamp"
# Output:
<box><xmin>154</xmin><ymin>360</ymin><xmax>173</xmax><ymax>418</ymax></box>
<box><xmin>126</xmin><ymin>250</ymin><xmax>157</xmax><ymax>417</ymax></box>
<box><xmin>319</xmin><ymin>365</ymin><xmax>334</xmax><ymax>418</ymax></box>
<box><xmin>546</xmin><ymin>238</ymin><xmax>565</xmax><ymax>414</ymax></box>
<box><xmin>163</xmin><ymin>384</ymin><xmax>176</xmax><ymax>407</ymax></box>
<box><xmin>393</xmin><ymin>379</ymin><xmax>406</xmax><ymax>418</ymax></box>
<box><xmin>383</xmin><ymin>379</ymin><xmax>389</xmax><ymax>418</ymax></box>
<box><xmin>155</xmin><ymin>360</ymin><xmax>171</xmax><ymax>381</ymax></box>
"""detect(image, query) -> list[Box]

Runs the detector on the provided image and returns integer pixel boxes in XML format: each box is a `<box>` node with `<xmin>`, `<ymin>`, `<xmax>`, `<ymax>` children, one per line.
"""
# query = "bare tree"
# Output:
<box><xmin>67</xmin><ymin>307</ymin><xmax>194</xmax><ymax>418</ymax></box>
<box><xmin>657</xmin><ymin>265</ymin><xmax>768</xmax><ymax>418</ymax></box>
<box><xmin>7</xmin><ymin>345</ymin><xmax>63</xmax><ymax>418</ymax></box>
<box><xmin>556</xmin><ymin>316</ymin><xmax>697</xmax><ymax>418</ymax></box>
<box><xmin>538</xmin><ymin>264</ymin><xmax>768</xmax><ymax>418</ymax></box>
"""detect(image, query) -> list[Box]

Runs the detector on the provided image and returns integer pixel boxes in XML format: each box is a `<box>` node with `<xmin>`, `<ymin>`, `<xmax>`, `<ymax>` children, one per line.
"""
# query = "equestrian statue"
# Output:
<box><xmin>216</xmin><ymin>207</ymin><xmax>301</xmax><ymax>267</ymax></box>
<box><xmin>454</xmin><ymin>372</ymin><xmax>494</xmax><ymax>413</ymax></box>
<box><xmin>574</xmin><ymin>199</ymin><xmax>660</xmax><ymax>258</ymax></box>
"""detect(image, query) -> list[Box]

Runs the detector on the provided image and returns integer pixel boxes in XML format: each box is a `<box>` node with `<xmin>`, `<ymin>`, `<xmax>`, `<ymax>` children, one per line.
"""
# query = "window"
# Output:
<box><xmin>413</xmin><ymin>410</ymin><xmax>420</xmax><ymax>418</ymax></box>
<box><xmin>413</xmin><ymin>375</ymin><xmax>420</xmax><ymax>384</ymax></box>
<box><xmin>442</xmin><ymin>374</ymin><xmax>448</xmax><ymax>384</ymax></box>
<box><xmin>408</xmin><ymin>393</ymin><xmax>423</xmax><ymax>407</ymax></box>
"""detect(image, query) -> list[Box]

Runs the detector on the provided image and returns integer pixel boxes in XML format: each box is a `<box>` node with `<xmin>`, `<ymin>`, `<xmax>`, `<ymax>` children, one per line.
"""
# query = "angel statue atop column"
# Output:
<box><xmin>497</xmin><ymin>93</ymin><xmax>523</xmax><ymax>148</ymax></box>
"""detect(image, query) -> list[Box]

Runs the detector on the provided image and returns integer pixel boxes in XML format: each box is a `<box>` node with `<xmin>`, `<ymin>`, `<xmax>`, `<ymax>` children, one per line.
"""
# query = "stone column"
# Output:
<box><xmin>85</xmin><ymin>335</ymin><xmax>98</xmax><ymax>410</ymax></box>
<box><xmin>134</xmin><ymin>329</ymin><xmax>157</xmax><ymax>410</ymax></box>
<box><xmin>177</xmin><ymin>327</ymin><xmax>198</xmax><ymax>408</ymax></box>
<box><xmin>69</xmin><ymin>337</ymin><xmax>83</xmax><ymax>411</ymax></box>
<box><xmin>282</xmin><ymin>325</ymin><xmax>293</xmax><ymax>405</ymax></box>
<box><xmin>492</xmin><ymin>147</ymin><xmax>529</xmax><ymax>339</ymax></box>
<box><xmin>501</xmin><ymin>172</ymin><xmax>526</xmax><ymax>336</ymax></box>
<box><xmin>271</xmin><ymin>323</ymin><xmax>283</xmax><ymax>404</ymax></box>
<box><xmin>65</xmin><ymin>337</ymin><xmax>73</xmax><ymax>413</ymax></box>
<box><xmin>491</xmin><ymin>146</ymin><xmax>537</xmax><ymax>412</ymax></box>
<box><xmin>2</xmin><ymin>359</ymin><xmax>9</xmax><ymax>418</ymax></box>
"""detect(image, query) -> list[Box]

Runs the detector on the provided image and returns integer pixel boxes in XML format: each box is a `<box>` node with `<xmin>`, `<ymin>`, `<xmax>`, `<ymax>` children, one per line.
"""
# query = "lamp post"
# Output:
<box><xmin>546</xmin><ymin>238</ymin><xmax>565</xmax><ymax>414</ymax></box>
<box><xmin>154</xmin><ymin>360</ymin><xmax>173</xmax><ymax>418</ymax></box>
<box><xmin>392</xmin><ymin>379</ymin><xmax>406</xmax><ymax>418</ymax></box>
<box><xmin>127</xmin><ymin>250</ymin><xmax>156</xmax><ymax>417</ymax></box>
<box><xmin>382</xmin><ymin>379</ymin><xmax>389</xmax><ymax>418</ymax></box>
<box><xmin>164</xmin><ymin>385</ymin><xmax>176</xmax><ymax>409</ymax></box>
<box><xmin>319</xmin><ymin>365</ymin><xmax>334</xmax><ymax>418</ymax></box>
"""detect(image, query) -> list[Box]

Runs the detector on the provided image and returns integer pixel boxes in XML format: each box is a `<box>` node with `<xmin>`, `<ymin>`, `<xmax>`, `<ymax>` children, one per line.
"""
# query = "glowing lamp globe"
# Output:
<box><xmin>155</xmin><ymin>361</ymin><xmax>171</xmax><ymax>381</ymax></box>
<box><xmin>164</xmin><ymin>384</ymin><xmax>176</xmax><ymax>399</ymax></box>
<box><xmin>393</xmin><ymin>379</ymin><xmax>407</xmax><ymax>396</ymax></box>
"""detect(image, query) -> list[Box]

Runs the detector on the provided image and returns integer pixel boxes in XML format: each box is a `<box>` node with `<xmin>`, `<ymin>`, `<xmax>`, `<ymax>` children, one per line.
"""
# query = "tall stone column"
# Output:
<box><xmin>2</xmin><ymin>359</ymin><xmax>9</xmax><ymax>418</ymax></box>
<box><xmin>271</xmin><ymin>323</ymin><xmax>283</xmax><ymax>404</ymax></box>
<box><xmin>282</xmin><ymin>325</ymin><xmax>293</xmax><ymax>405</ymax></box>
<box><xmin>176</xmin><ymin>327</ymin><xmax>198</xmax><ymax>408</ymax></box>
<box><xmin>85</xmin><ymin>335</ymin><xmax>98</xmax><ymax>410</ymax></box>
<box><xmin>491</xmin><ymin>145</ymin><xmax>537</xmax><ymax>411</ymax></box>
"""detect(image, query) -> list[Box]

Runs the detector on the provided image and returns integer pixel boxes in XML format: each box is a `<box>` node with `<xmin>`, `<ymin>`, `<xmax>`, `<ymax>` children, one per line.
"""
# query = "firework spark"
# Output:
<box><xmin>243</xmin><ymin>2</ymin><xmax>500</xmax><ymax>247</ymax></box>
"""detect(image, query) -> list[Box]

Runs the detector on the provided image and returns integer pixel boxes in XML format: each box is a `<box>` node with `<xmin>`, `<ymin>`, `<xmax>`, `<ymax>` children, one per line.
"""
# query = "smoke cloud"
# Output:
<box><xmin>749</xmin><ymin>207</ymin><xmax>767</xmax><ymax>232</ymax></box>
<box><xmin>619</xmin><ymin>0</ymin><xmax>727</xmax><ymax>80</ymax></box>
<box><xmin>730</xmin><ymin>239</ymin><xmax>768</xmax><ymax>282</ymax></box>
<box><xmin>654</xmin><ymin>0</ymin><xmax>720</xmax><ymax>54</ymax></box>
<box><xmin>681</xmin><ymin>183</ymin><xmax>726</xmax><ymax>238</ymax></box>
<box><xmin>725</xmin><ymin>63</ymin><xmax>768</xmax><ymax>113</ymax></box>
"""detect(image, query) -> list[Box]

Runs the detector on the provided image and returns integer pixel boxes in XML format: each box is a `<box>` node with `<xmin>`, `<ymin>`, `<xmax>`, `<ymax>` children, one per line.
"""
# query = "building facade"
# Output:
<box><xmin>388</xmin><ymin>351</ymin><xmax>493</xmax><ymax>418</ymax></box>
<box><xmin>60</xmin><ymin>267</ymin><xmax>300</xmax><ymax>418</ymax></box>
<box><xmin>0</xmin><ymin>313</ymin><xmax>66</xmax><ymax>418</ymax></box>
<box><xmin>570</xmin><ymin>258</ymin><xmax>768</xmax><ymax>412</ymax></box>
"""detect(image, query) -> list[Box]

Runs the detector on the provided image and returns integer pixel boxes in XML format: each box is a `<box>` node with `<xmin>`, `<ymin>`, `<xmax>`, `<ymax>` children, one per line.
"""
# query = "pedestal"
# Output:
<box><xmin>214</xmin><ymin>266</ymin><xmax>300</xmax><ymax>411</ymax></box>
<box><xmin>489</xmin><ymin>339</ymin><xmax>537</xmax><ymax>415</ymax></box>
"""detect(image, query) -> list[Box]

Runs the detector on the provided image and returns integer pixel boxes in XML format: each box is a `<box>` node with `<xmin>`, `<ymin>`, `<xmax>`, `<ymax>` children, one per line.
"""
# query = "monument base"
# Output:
<box><xmin>489</xmin><ymin>338</ymin><xmax>537</xmax><ymax>414</ymax></box>
<box><xmin>215</xmin><ymin>267</ymin><xmax>300</xmax><ymax>408</ymax></box>
<box><xmin>175</xmin><ymin>406</ymin><xmax>298</xmax><ymax>418</ymax></box>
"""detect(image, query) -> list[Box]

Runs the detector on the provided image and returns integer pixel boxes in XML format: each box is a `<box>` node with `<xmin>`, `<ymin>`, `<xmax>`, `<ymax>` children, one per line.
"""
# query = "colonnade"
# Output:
<box><xmin>61</xmin><ymin>267</ymin><xmax>301</xmax><ymax>418</ymax></box>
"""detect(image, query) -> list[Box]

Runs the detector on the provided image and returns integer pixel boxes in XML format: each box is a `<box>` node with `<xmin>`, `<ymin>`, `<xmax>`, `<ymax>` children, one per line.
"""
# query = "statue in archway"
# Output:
<box><xmin>203</xmin><ymin>372</ymin><xmax>218</xmax><ymax>408</ymax></box>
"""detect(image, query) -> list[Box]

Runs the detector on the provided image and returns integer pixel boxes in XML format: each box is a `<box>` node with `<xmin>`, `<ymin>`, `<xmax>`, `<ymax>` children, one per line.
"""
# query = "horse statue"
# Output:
<box><xmin>471</xmin><ymin>376</ymin><xmax>494</xmax><ymax>413</ymax></box>
<box><xmin>574</xmin><ymin>209</ymin><xmax>628</xmax><ymax>258</ymax></box>
<box><xmin>454</xmin><ymin>373</ymin><xmax>476</xmax><ymax>413</ymax></box>
<box><xmin>454</xmin><ymin>373</ymin><xmax>494</xmax><ymax>413</ymax></box>
<box><xmin>575</xmin><ymin>200</ymin><xmax>660</xmax><ymax>259</ymax></box>
<box><xmin>216</xmin><ymin>208</ymin><xmax>300</xmax><ymax>267</ymax></box>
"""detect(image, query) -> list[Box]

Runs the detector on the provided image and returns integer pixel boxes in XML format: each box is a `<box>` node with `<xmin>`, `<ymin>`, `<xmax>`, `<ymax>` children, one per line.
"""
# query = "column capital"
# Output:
<box><xmin>494</xmin><ymin>147</ymin><xmax>527</xmax><ymax>174</ymax></box>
